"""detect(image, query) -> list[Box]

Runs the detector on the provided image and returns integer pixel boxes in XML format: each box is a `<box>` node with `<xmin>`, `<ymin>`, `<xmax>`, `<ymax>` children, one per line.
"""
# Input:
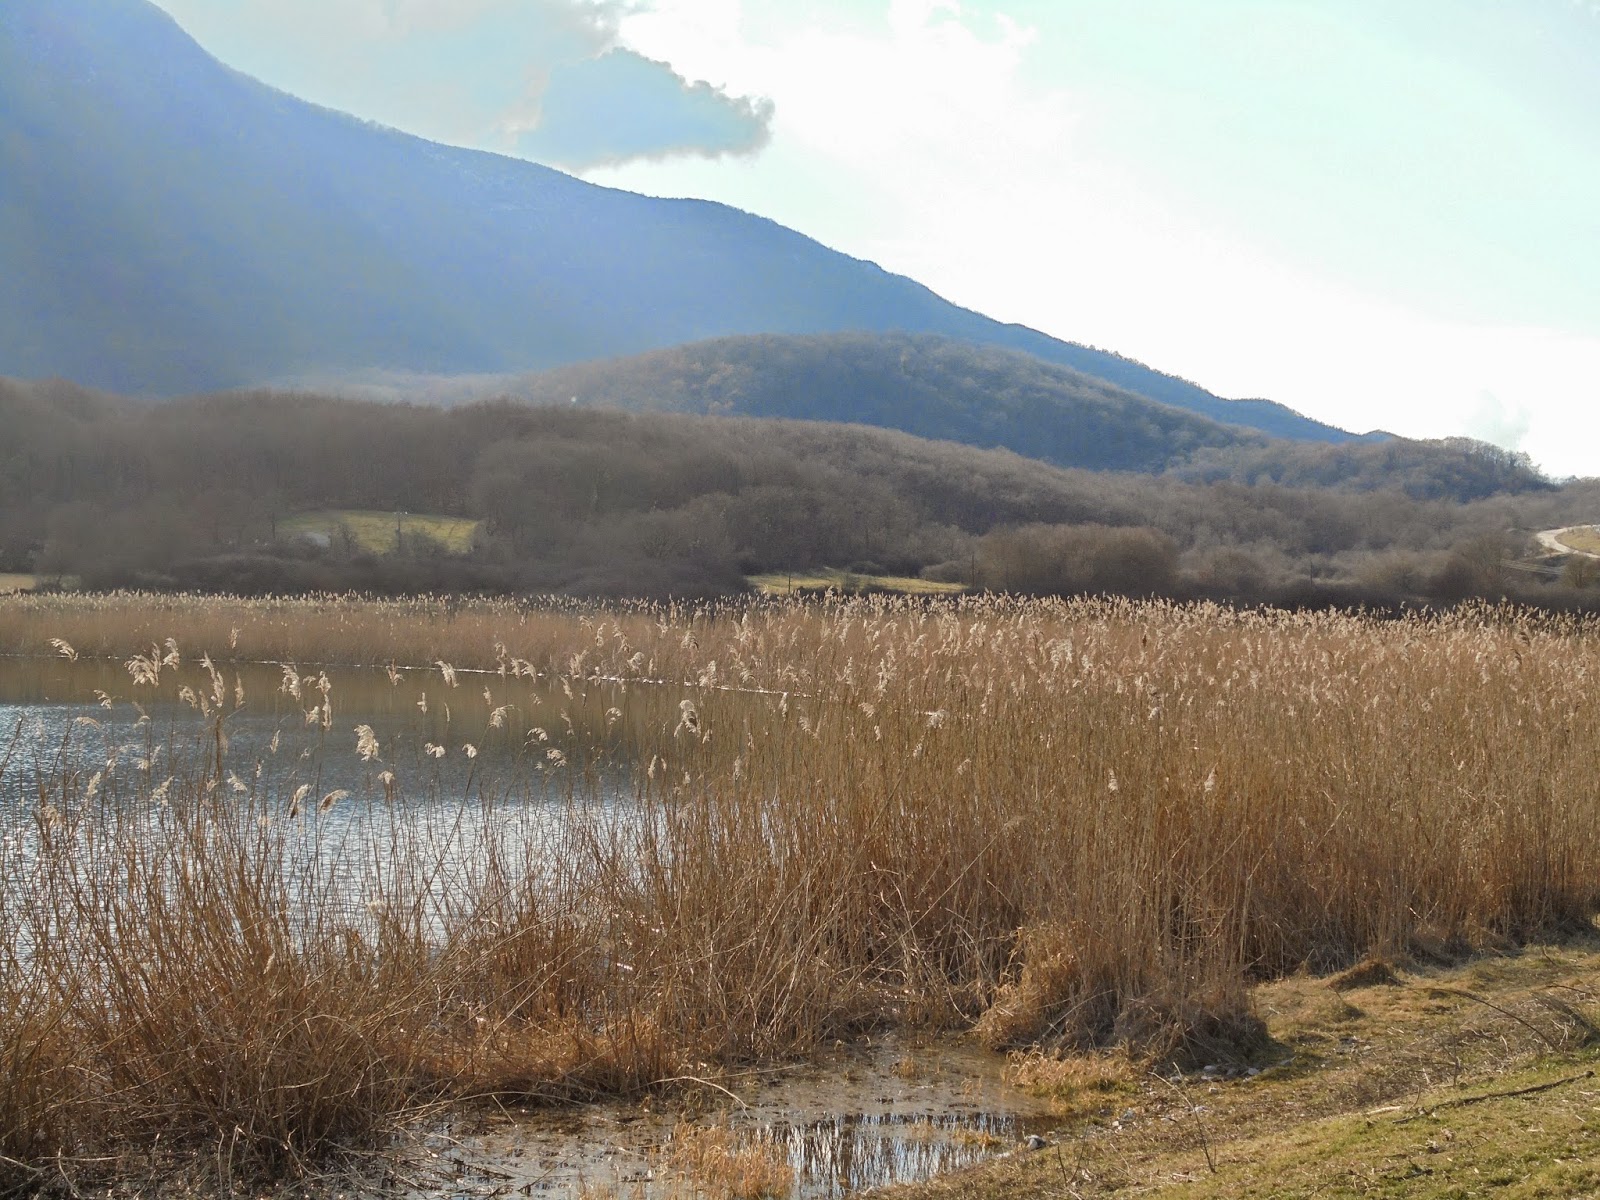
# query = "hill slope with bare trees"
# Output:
<box><xmin>0</xmin><ymin>378</ymin><xmax>1590</xmax><ymax>607</ymax></box>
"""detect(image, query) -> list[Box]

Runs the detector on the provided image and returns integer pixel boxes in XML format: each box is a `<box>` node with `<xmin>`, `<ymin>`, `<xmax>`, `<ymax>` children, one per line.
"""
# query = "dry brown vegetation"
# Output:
<box><xmin>3</xmin><ymin>591</ymin><xmax>1600</xmax><ymax>1190</ymax></box>
<box><xmin>663</xmin><ymin>1120</ymin><xmax>795</xmax><ymax>1199</ymax></box>
<box><xmin>5</xmin><ymin>377</ymin><xmax>1597</xmax><ymax>608</ymax></box>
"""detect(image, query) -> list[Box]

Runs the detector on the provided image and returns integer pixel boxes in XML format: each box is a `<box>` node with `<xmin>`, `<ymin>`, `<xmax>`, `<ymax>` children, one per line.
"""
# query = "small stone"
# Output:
<box><xmin>1025</xmin><ymin>1134</ymin><xmax>1049</xmax><ymax>1151</ymax></box>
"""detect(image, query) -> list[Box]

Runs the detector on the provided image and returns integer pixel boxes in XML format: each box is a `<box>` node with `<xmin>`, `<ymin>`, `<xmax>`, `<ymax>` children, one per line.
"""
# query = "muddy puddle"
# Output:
<box><xmin>409</xmin><ymin>1038</ymin><xmax>1058</xmax><ymax>1199</ymax></box>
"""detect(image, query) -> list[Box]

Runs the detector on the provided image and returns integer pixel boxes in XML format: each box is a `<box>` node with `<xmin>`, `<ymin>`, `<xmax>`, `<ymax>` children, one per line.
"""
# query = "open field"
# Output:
<box><xmin>746</xmin><ymin>569</ymin><xmax>966</xmax><ymax>595</ymax></box>
<box><xmin>3</xmin><ymin>591</ymin><xmax>1600</xmax><ymax>1191</ymax></box>
<box><xmin>0</xmin><ymin>574</ymin><xmax>35</xmax><ymax>594</ymax></box>
<box><xmin>278</xmin><ymin>509</ymin><xmax>483</xmax><ymax>555</ymax></box>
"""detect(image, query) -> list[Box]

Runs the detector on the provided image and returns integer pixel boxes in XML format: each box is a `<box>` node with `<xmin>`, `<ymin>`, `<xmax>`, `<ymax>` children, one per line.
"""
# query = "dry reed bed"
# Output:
<box><xmin>0</xmin><ymin>590</ymin><xmax>668</xmax><ymax>677</ymax></box>
<box><xmin>2</xmin><ymin>592</ymin><xmax>1599</xmax><ymax>1189</ymax></box>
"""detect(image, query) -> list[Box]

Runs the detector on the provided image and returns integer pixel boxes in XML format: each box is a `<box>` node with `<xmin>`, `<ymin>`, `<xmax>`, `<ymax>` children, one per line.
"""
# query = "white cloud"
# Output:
<box><xmin>597</xmin><ymin>1</ymin><xmax>1091</xmax><ymax>266</ymax></box>
<box><xmin>152</xmin><ymin>0</ymin><xmax>770</xmax><ymax>165</ymax></box>
<box><xmin>367</xmin><ymin>0</ymin><xmax>620</xmax><ymax>40</ymax></box>
<box><xmin>509</xmin><ymin>49</ymin><xmax>773</xmax><ymax>167</ymax></box>
<box><xmin>1464</xmin><ymin>393</ymin><xmax>1533</xmax><ymax>453</ymax></box>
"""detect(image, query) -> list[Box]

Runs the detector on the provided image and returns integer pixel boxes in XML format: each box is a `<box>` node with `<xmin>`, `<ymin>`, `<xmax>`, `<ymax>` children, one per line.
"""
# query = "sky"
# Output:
<box><xmin>148</xmin><ymin>0</ymin><xmax>1600</xmax><ymax>477</ymax></box>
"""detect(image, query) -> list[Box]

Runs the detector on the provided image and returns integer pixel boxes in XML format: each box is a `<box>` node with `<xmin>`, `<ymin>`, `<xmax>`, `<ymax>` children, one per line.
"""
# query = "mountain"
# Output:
<box><xmin>1</xmin><ymin>0</ymin><xmax>1366</xmax><ymax>445</ymax></box>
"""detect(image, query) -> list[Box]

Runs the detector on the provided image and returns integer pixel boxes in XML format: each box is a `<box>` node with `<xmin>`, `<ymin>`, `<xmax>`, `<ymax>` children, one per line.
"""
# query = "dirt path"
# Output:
<box><xmin>1536</xmin><ymin>526</ymin><xmax>1600</xmax><ymax>557</ymax></box>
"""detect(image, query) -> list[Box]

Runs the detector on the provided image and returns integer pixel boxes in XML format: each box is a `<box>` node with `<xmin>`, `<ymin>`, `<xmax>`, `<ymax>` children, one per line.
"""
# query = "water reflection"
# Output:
<box><xmin>776</xmin><ymin>1111</ymin><xmax>1033</xmax><ymax>1198</ymax></box>
<box><xmin>0</xmin><ymin>654</ymin><xmax>666</xmax><ymax>806</ymax></box>
<box><xmin>0</xmin><ymin>654</ymin><xmax>663</xmax><ymax>937</ymax></box>
<box><xmin>449</xmin><ymin>1037</ymin><xmax>1058</xmax><ymax>1200</ymax></box>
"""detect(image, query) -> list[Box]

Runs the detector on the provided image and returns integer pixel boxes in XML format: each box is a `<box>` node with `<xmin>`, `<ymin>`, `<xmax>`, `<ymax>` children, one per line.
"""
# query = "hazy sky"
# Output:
<box><xmin>149</xmin><ymin>0</ymin><xmax>1600</xmax><ymax>476</ymax></box>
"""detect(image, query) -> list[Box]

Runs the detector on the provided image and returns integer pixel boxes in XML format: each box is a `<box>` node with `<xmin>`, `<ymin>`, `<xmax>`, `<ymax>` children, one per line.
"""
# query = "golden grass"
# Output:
<box><xmin>0</xmin><ymin>590</ymin><xmax>608</xmax><ymax>668</ymax></box>
<box><xmin>4</xmin><ymin>593</ymin><xmax>1600</xmax><ymax>1188</ymax></box>
<box><xmin>664</xmin><ymin>1120</ymin><xmax>794</xmax><ymax>1199</ymax></box>
<box><xmin>0</xmin><ymin>574</ymin><xmax>36</xmax><ymax>594</ymax></box>
<box><xmin>279</xmin><ymin>509</ymin><xmax>482</xmax><ymax>555</ymax></box>
<box><xmin>1004</xmin><ymin>1050</ymin><xmax>1139</xmax><ymax>1116</ymax></box>
<box><xmin>746</xmin><ymin>569</ymin><xmax>965</xmax><ymax>595</ymax></box>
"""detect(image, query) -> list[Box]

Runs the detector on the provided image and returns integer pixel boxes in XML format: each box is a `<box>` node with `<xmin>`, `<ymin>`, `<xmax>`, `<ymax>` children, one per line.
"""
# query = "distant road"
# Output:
<box><xmin>1537</xmin><ymin>527</ymin><xmax>1600</xmax><ymax>558</ymax></box>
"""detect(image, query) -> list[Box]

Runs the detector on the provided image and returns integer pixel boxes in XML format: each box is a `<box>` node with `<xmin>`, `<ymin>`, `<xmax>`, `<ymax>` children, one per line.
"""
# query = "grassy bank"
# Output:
<box><xmin>898</xmin><ymin>935</ymin><xmax>1600</xmax><ymax>1199</ymax></box>
<box><xmin>2</xmin><ymin>592</ymin><xmax>1600</xmax><ymax>1189</ymax></box>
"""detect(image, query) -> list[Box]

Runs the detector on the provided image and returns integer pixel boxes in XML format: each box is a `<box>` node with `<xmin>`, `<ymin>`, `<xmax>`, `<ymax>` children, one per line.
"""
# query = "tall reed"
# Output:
<box><xmin>1</xmin><ymin>593</ymin><xmax>1598</xmax><ymax>1186</ymax></box>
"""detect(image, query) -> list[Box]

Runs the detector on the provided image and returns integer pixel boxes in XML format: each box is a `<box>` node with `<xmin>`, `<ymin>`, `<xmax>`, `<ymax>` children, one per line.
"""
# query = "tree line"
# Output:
<box><xmin>1</xmin><ymin>378</ymin><xmax>1595</xmax><ymax>607</ymax></box>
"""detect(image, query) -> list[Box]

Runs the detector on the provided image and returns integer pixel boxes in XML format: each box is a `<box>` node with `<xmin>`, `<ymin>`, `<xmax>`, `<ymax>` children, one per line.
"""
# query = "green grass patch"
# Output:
<box><xmin>279</xmin><ymin>510</ymin><xmax>481</xmax><ymax>555</ymax></box>
<box><xmin>1140</xmin><ymin>1057</ymin><xmax>1600</xmax><ymax>1199</ymax></box>
<box><xmin>747</xmin><ymin>569</ymin><xmax>965</xmax><ymax>596</ymax></box>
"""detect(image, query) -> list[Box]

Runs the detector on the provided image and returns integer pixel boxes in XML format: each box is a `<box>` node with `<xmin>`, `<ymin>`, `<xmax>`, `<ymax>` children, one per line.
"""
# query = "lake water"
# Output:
<box><xmin>0</xmin><ymin>651</ymin><xmax>654</xmax><ymax>940</ymax></box>
<box><xmin>413</xmin><ymin>1035</ymin><xmax>1062</xmax><ymax>1199</ymax></box>
<box><xmin>0</xmin><ymin>653</ymin><xmax>1058</xmax><ymax>1198</ymax></box>
<box><xmin>0</xmin><ymin>652</ymin><xmax>653</xmax><ymax>804</ymax></box>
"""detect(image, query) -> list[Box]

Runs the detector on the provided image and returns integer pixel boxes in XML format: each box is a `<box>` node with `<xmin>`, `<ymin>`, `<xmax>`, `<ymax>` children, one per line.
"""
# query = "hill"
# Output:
<box><xmin>477</xmin><ymin>333</ymin><xmax>1267</xmax><ymax>474</ymax></box>
<box><xmin>1</xmin><ymin>0</ymin><xmax>1361</xmax><ymax>446</ymax></box>
<box><xmin>1172</xmin><ymin>434</ymin><xmax>1551</xmax><ymax>502</ymax></box>
<box><xmin>334</xmin><ymin>332</ymin><xmax>1538</xmax><ymax>491</ymax></box>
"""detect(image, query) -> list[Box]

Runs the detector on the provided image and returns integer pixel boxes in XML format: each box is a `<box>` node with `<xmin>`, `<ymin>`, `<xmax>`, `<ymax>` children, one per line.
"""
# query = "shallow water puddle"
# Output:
<box><xmin>417</xmin><ymin>1039</ymin><xmax>1057</xmax><ymax>1199</ymax></box>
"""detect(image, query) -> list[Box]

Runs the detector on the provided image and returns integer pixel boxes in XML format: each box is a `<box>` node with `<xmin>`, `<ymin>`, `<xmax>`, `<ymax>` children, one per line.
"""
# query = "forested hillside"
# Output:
<box><xmin>2</xmin><ymin>0</ymin><xmax>1360</xmax><ymax>446</ymax></box>
<box><xmin>1</xmin><ymin>379</ymin><xmax>1591</xmax><ymax>607</ymax></box>
<box><xmin>1172</xmin><ymin>434</ymin><xmax>1550</xmax><ymax>501</ymax></box>
<box><xmin>484</xmin><ymin>333</ymin><xmax>1264</xmax><ymax>473</ymax></box>
<box><xmin>467</xmin><ymin>333</ymin><xmax>1554</xmax><ymax>491</ymax></box>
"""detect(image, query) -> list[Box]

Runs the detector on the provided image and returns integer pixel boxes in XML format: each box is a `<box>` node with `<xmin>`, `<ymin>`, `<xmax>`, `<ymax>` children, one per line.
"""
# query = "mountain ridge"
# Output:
<box><xmin>2</xmin><ymin>0</ymin><xmax>1370</xmax><ymax>446</ymax></box>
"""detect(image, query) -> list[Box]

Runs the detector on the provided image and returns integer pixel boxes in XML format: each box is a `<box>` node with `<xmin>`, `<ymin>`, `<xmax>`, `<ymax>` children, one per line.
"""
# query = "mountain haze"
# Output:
<box><xmin>1</xmin><ymin>0</ymin><xmax>1366</xmax><ymax>445</ymax></box>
